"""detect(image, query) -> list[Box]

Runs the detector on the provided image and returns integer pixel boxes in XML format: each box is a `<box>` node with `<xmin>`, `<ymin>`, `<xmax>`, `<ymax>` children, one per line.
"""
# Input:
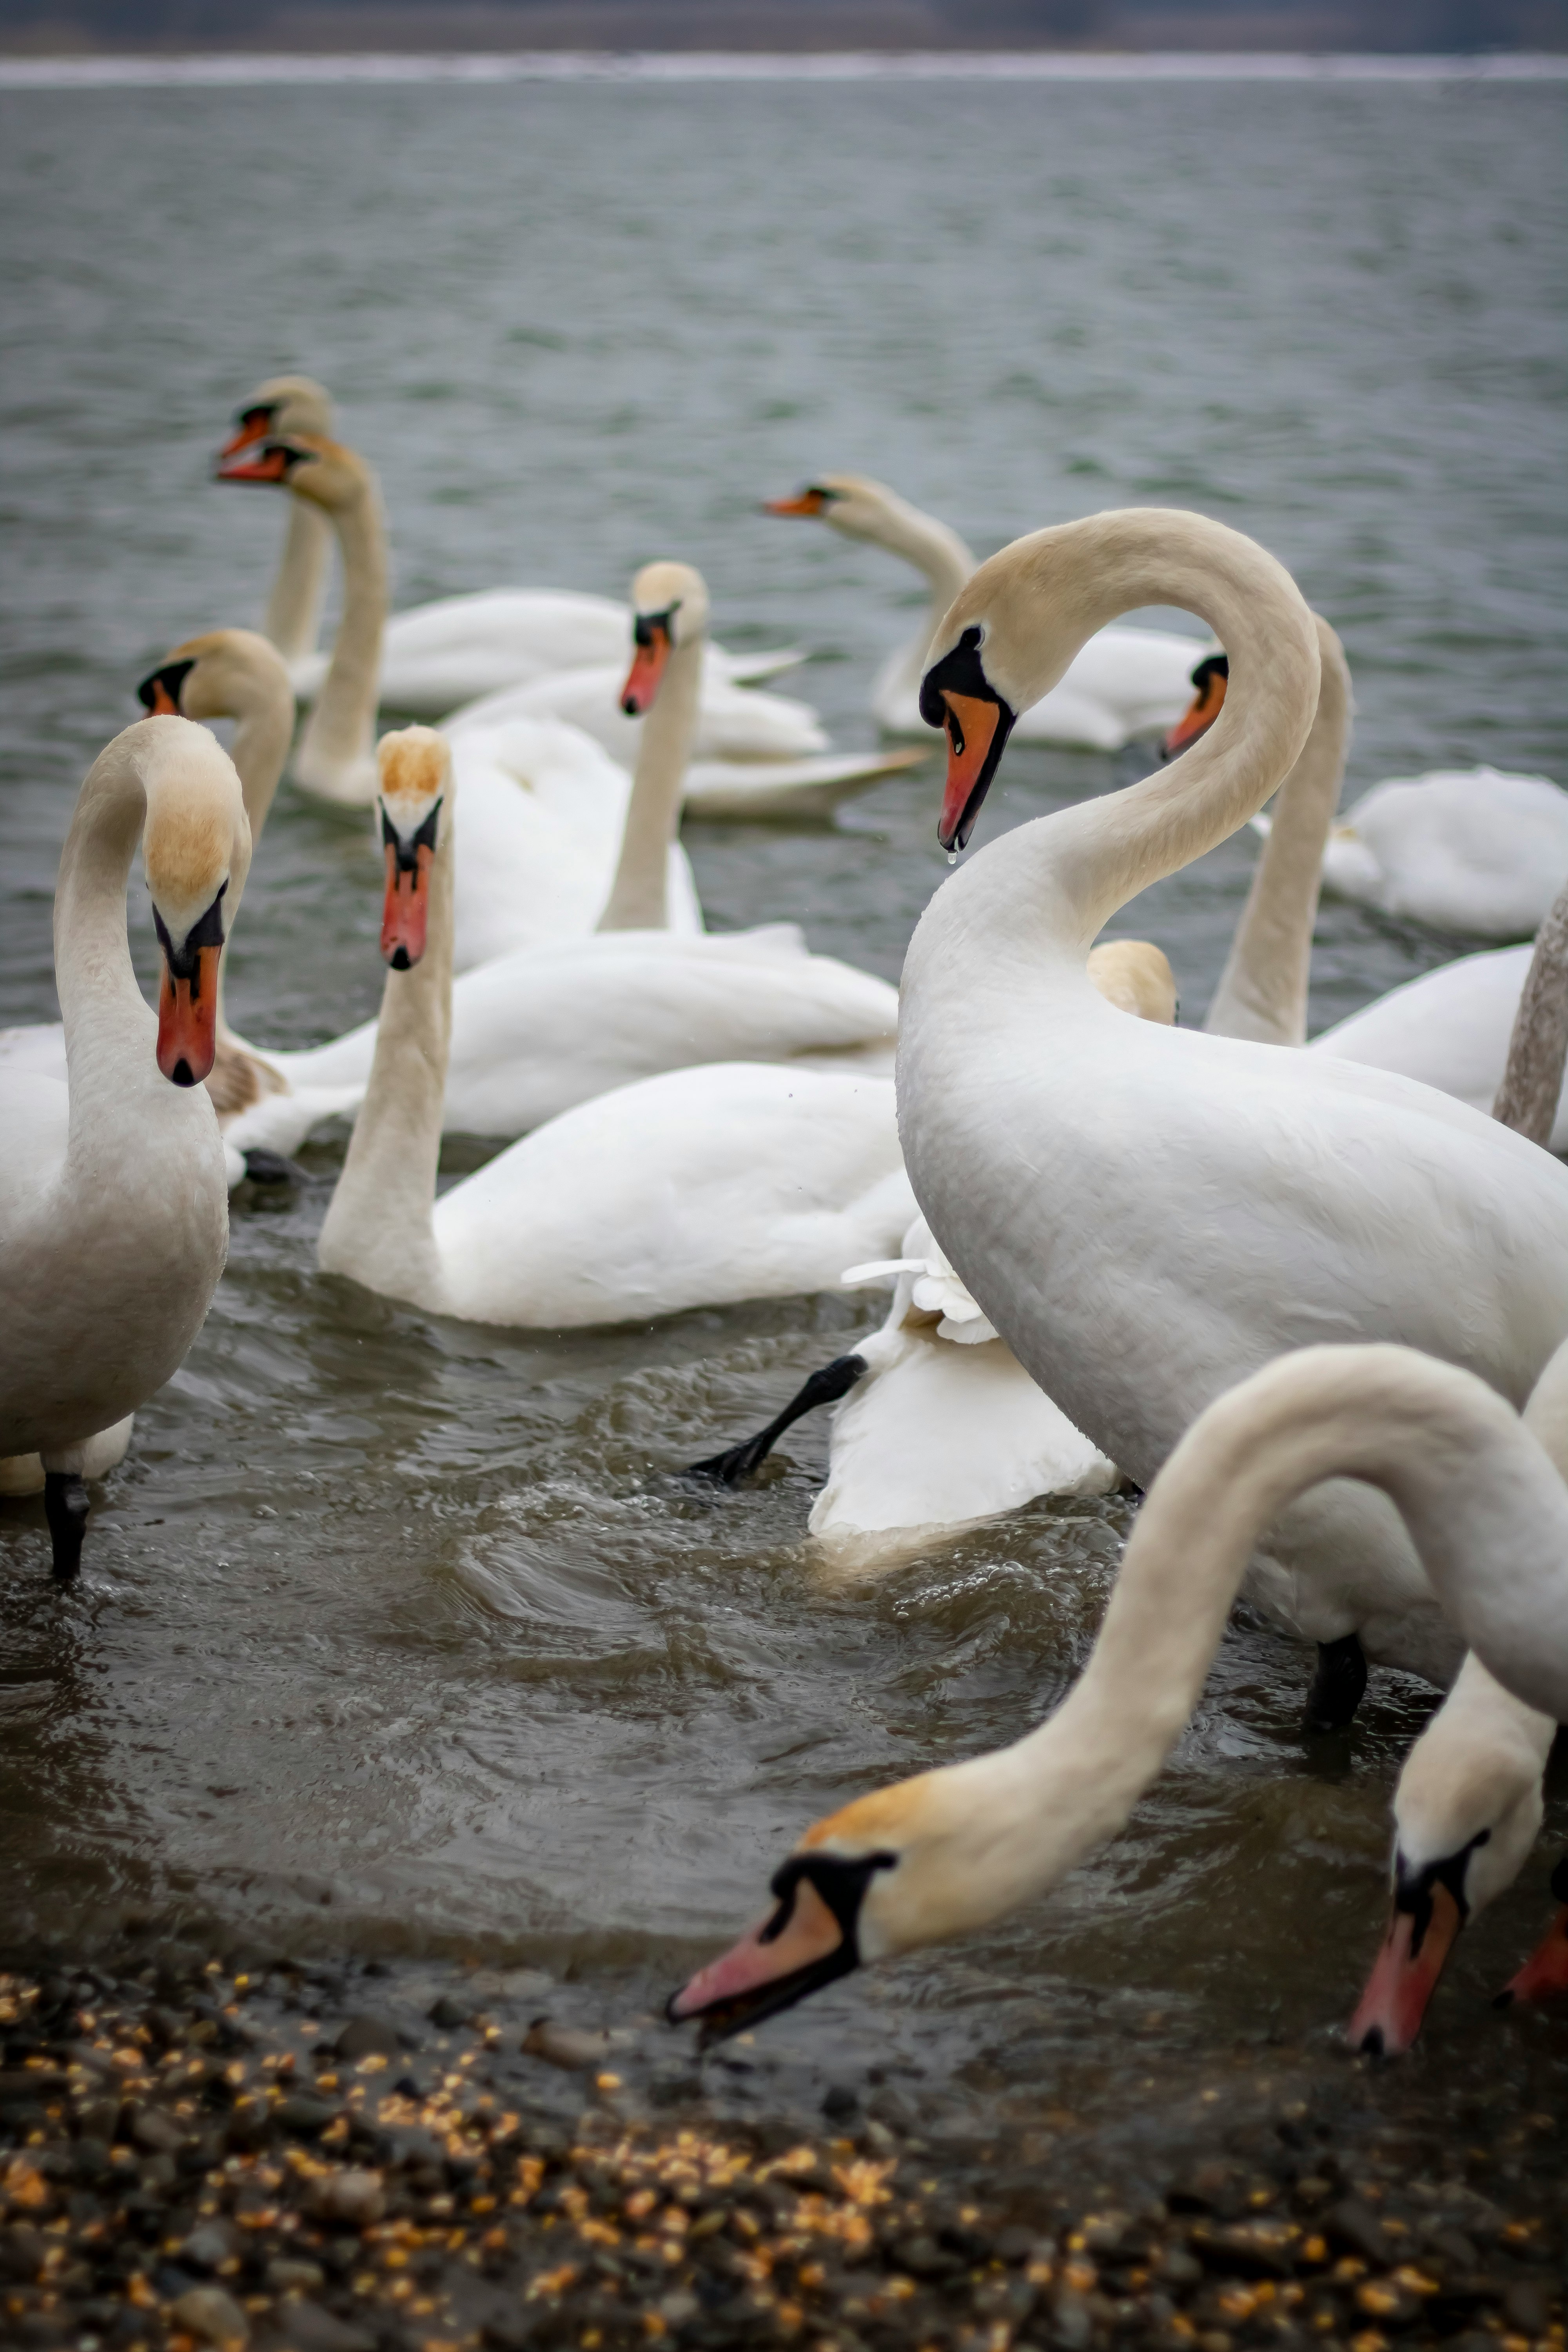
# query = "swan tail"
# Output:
<box><xmin>686</xmin><ymin>1352</ymin><xmax>867</xmax><ymax>1486</ymax></box>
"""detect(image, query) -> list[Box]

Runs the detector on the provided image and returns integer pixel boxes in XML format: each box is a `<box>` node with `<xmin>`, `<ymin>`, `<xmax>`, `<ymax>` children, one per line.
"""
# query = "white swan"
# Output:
<box><xmin>766</xmin><ymin>475</ymin><xmax>1205</xmax><ymax>751</ymax></box>
<box><xmin>223</xmin><ymin>374</ymin><xmax>798</xmax><ymax>706</ymax></box>
<box><xmin>686</xmin><ymin>940</ymin><xmax>1180</xmax><ymax>1553</ymax></box>
<box><xmin>260</xmin><ymin>564</ymin><xmax>899</xmax><ymax>1135</ymax></box>
<box><xmin>898</xmin><ymin>506</ymin><xmax>1568</xmax><ymax>1700</ymax></box>
<box><xmin>0</xmin><ymin>631</ymin><xmax>365</xmax><ymax>1187</ymax></box>
<box><xmin>0</xmin><ymin>718</ymin><xmax>250</xmax><ymax>1573</ymax></box>
<box><xmin>316</xmin><ymin>728</ymin><xmax>913</xmax><ymax>1327</ymax></box>
<box><xmin>669</xmin><ymin>1343</ymin><xmax>1568</xmax><ymax>2040</ymax></box>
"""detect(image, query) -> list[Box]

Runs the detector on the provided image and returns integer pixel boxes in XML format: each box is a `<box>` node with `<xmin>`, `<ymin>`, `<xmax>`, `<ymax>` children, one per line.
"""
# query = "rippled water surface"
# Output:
<box><xmin>2</xmin><ymin>76</ymin><xmax>1566</xmax><ymax>2160</ymax></box>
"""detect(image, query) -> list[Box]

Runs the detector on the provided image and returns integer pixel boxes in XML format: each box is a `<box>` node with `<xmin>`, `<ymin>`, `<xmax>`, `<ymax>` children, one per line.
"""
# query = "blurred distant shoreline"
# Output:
<box><xmin>4</xmin><ymin>1</ymin><xmax>1566</xmax><ymax>62</ymax></box>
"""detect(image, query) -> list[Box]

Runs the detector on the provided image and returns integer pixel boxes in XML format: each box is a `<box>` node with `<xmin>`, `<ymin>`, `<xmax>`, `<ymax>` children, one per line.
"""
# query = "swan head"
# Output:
<box><xmin>138</xmin><ymin>629</ymin><xmax>291</xmax><ymax>727</ymax></box>
<box><xmin>669</xmin><ymin>1758</ymin><xmax>1026</xmax><ymax>2043</ymax></box>
<box><xmin>620</xmin><ymin>560</ymin><xmax>710</xmax><ymax>716</ymax></box>
<box><xmin>764</xmin><ymin>473</ymin><xmax>904</xmax><ymax>543</ymax></box>
<box><xmin>219</xmin><ymin>372</ymin><xmax>333</xmax><ymax>459</ymax></box>
<box><xmin>376</xmin><ymin>726</ymin><xmax>449</xmax><ymax>971</ymax></box>
<box><xmin>215</xmin><ymin>431</ymin><xmax>368</xmax><ymax>514</ymax></box>
<box><xmin>1160</xmin><ymin>653</ymin><xmax>1228</xmax><ymax>761</ymax></box>
<box><xmin>138</xmin><ymin>717</ymin><xmax>251</xmax><ymax>1088</ymax></box>
<box><xmin>1348</xmin><ymin>1686</ymin><xmax>1546</xmax><ymax>2058</ymax></box>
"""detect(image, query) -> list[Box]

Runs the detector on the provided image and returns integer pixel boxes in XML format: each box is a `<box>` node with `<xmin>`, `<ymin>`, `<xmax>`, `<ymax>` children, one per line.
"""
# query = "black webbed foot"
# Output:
<box><xmin>241</xmin><ymin>1147</ymin><xmax>306</xmax><ymax>1186</ymax></box>
<box><xmin>1304</xmin><ymin>1631</ymin><xmax>1368</xmax><ymax>1731</ymax></box>
<box><xmin>687</xmin><ymin>1353</ymin><xmax>868</xmax><ymax>1487</ymax></box>
<box><xmin>44</xmin><ymin>1471</ymin><xmax>90</xmax><ymax>1583</ymax></box>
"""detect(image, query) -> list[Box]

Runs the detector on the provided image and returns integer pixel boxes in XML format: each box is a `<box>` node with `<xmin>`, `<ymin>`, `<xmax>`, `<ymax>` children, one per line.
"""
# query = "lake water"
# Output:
<box><xmin>1</xmin><ymin>71</ymin><xmax>1565</xmax><ymax>2170</ymax></box>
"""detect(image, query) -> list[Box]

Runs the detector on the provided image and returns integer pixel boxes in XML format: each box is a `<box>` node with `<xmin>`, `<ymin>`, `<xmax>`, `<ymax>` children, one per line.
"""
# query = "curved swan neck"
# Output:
<box><xmin>1203</xmin><ymin>615</ymin><xmax>1349</xmax><ymax>1049</ymax></box>
<box><xmin>54</xmin><ymin>727</ymin><xmax>162</xmax><ymax>1069</ymax></box>
<box><xmin>1492</xmin><ymin>877</ymin><xmax>1568</xmax><ymax>1144</ymax></box>
<box><xmin>265</xmin><ymin>497</ymin><xmax>334</xmax><ymax>666</ymax></box>
<box><xmin>296</xmin><ymin>468</ymin><xmax>387</xmax><ymax>800</ymax></box>
<box><xmin>851</xmin><ymin>490</ymin><xmax>974</xmax><ymax>609</ymax></box>
<box><xmin>944</xmin><ymin>1348</ymin><xmax>1568</xmax><ymax>1919</ymax></box>
<box><xmin>596</xmin><ymin>628</ymin><xmax>701</xmax><ymax>933</ymax></box>
<box><xmin>318</xmin><ymin>779</ymin><xmax>451</xmax><ymax>1306</ymax></box>
<box><xmin>928</xmin><ymin>511</ymin><xmax>1320</xmax><ymax>958</ymax></box>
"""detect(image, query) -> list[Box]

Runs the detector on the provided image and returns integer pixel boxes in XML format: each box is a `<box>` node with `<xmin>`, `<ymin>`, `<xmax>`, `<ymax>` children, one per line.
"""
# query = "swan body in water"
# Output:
<box><xmin>0</xmin><ymin>719</ymin><xmax>250</xmax><ymax>1572</ymax></box>
<box><xmin>317</xmin><ymin>727</ymin><xmax>914</xmax><ymax>1328</ymax></box>
<box><xmin>893</xmin><ymin>506</ymin><xmax>1568</xmax><ymax>1695</ymax></box>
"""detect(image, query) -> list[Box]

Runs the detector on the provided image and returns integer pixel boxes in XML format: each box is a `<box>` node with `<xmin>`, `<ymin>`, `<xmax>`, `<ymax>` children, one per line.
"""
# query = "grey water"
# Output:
<box><xmin>1</xmin><ymin>75</ymin><xmax>1565</xmax><ymax>2163</ymax></box>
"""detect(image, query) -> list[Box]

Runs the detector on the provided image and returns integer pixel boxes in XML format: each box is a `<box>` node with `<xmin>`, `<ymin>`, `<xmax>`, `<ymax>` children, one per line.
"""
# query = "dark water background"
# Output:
<box><xmin>1</xmin><ymin>76</ymin><xmax>1565</xmax><ymax>2168</ymax></box>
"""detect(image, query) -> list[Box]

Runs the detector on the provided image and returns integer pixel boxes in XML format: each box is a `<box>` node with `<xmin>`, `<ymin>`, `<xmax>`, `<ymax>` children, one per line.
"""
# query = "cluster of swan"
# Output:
<box><xmin>5</xmin><ymin>383</ymin><xmax>1568</xmax><ymax>2067</ymax></box>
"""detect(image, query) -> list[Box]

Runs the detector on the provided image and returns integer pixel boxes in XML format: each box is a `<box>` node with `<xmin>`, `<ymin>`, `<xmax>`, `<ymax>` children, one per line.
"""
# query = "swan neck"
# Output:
<box><xmin>867</xmin><ymin>499</ymin><xmax>974</xmax><ymax>609</ymax></box>
<box><xmin>595</xmin><ymin>632</ymin><xmax>701</xmax><ymax>933</ymax></box>
<box><xmin>936</xmin><ymin>513</ymin><xmax>1320</xmax><ymax>956</ymax></box>
<box><xmin>265</xmin><ymin>496</ymin><xmax>334</xmax><ymax>665</ymax></box>
<box><xmin>53</xmin><ymin>731</ymin><xmax>160</xmax><ymax>1075</ymax></box>
<box><xmin>1492</xmin><ymin>877</ymin><xmax>1568</xmax><ymax>1145</ymax></box>
<box><xmin>298</xmin><ymin>477</ymin><xmax>387</xmax><ymax>793</ymax></box>
<box><xmin>964</xmin><ymin>1348</ymin><xmax>1568</xmax><ymax>1918</ymax></box>
<box><xmin>1203</xmin><ymin>616</ymin><xmax>1349</xmax><ymax>1047</ymax></box>
<box><xmin>318</xmin><ymin>801</ymin><xmax>450</xmax><ymax>1302</ymax></box>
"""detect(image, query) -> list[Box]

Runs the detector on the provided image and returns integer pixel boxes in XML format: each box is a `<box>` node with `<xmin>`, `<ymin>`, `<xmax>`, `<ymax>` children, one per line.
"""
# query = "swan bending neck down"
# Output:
<box><xmin>896</xmin><ymin>506</ymin><xmax>1568</xmax><ymax>1702</ymax></box>
<box><xmin>670</xmin><ymin>1345</ymin><xmax>1568</xmax><ymax>2042</ymax></box>
<box><xmin>220</xmin><ymin>375</ymin><xmax>336</xmax><ymax>667</ymax></box>
<box><xmin>217</xmin><ymin>431</ymin><xmax>386</xmax><ymax>805</ymax></box>
<box><xmin>0</xmin><ymin>719</ymin><xmax>250</xmax><ymax>1577</ymax></box>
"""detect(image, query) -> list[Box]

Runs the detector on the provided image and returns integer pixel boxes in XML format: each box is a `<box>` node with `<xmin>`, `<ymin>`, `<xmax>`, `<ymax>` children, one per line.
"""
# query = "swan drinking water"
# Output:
<box><xmin>0</xmin><ymin>719</ymin><xmax>250</xmax><ymax>1577</ymax></box>
<box><xmin>670</xmin><ymin>1345</ymin><xmax>1568</xmax><ymax>2042</ymax></box>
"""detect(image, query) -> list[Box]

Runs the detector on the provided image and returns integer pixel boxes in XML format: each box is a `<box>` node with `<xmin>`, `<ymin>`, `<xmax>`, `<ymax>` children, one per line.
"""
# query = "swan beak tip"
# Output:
<box><xmin>156</xmin><ymin>946</ymin><xmax>221</xmax><ymax>1089</ymax></box>
<box><xmin>668</xmin><ymin>1875</ymin><xmax>855</xmax><ymax>2046</ymax></box>
<box><xmin>1497</xmin><ymin>1902</ymin><xmax>1568</xmax><ymax>2009</ymax></box>
<box><xmin>935</xmin><ymin>692</ymin><xmax>1012</xmax><ymax>853</ymax></box>
<box><xmin>620</xmin><ymin>624</ymin><xmax>672</xmax><ymax>718</ymax></box>
<box><xmin>380</xmin><ymin>842</ymin><xmax>433</xmax><ymax>970</ymax></box>
<box><xmin>1347</xmin><ymin>1884</ymin><xmax>1463</xmax><ymax>2058</ymax></box>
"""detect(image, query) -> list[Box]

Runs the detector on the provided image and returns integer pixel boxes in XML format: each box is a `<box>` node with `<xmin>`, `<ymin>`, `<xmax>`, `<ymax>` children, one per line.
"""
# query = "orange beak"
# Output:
<box><xmin>381</xmin><ymin>842</ymin><xmax>433</xmax><ymax>970</ymax></box>
<box><xmin>218</xmin><ymin>408</ymin><xmax>270</xmax><ymax>460</ymax></box>
<box><xmin>156</xmin><ymin>944</ymin><xmax>221</xmax><ymax>1087</ymax></box>
<box><xmin>1496</xmin><ymin>1900</ymin><xmax>1568</xmax><ymax>2009</ymax></box>
<box><xmin>1162</xmin><ymin>666</ymin><xmax>1228</xmax><ymax>760</ymax></box>
<box><xmin>764</xmin><ymin>490</ymin><xmax>827</xmax><ymax>517</ymax></box>
<box><xmin>1348</xmin><ymin>1880</ymin><xmax>1465</xmax><ymax>2056</ymax></box>
<box><xmin>937</xmin><ymin>691</ymin><xmax>1007</xmax><ymax>852</ymax></box>
<box><xmin>145</xmin><ymin>679</ymin><xmax>181</xmax><ymax>717</ymax></box>
<box><xmin>621</xmin><ymin>622</ymin><xmax>672</xmax><ymax>717</ymax></box>
<box><xmin>215</xmin><ymin>444</ymin><xmax>291</xmax><ymax>484</ymax></box>
<box><xmin>668</xmin><ymin>1874</ymin><xmax>848</xmax><ymax>2033</ymax></box>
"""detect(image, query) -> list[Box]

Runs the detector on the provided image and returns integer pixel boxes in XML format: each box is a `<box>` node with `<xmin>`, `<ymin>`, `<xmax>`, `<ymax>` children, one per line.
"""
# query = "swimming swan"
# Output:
<box><xmin>0</xmin><ymin>719</ymin><xmax>250</xmax><ymax>1577</ymax></box>
<box><xmin>221</xmin><ymin>374</ymin><xmax>798</xmax><ymax>707</ymax></box>
<box><xmin>899</xmin><ymin>506</ymin><xmax>1568</xmax><ymax>1699</ymax></box>
<box><xmin>669</xmin><ymin>1344</ymin><xmax>1568</xmax><ymax>2042</ymax></box>
<box><xmin>316</xmin><ymin>729</ymin><xmax>913</xmax><ymax>1327</ymax></box>
<box><xmin>766</xmin><ymin>474</ymin><xmax>1204</xmax><ymax>751</ymax></box>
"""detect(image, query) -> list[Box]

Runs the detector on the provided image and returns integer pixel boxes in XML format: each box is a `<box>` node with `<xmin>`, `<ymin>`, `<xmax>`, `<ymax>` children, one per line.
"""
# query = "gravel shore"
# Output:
<box><xmin>1</xmin><ymin>1952</ymin><xmax>1563</xmax><ymax>2352</ymax></box>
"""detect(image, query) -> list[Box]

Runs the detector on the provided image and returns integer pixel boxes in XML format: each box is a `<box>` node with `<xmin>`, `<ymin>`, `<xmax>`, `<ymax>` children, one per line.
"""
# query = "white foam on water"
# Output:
<box><xmin>1</xmin><ymin>48</ymin><xmax>1566</xmax><ymax>89</ymax></box>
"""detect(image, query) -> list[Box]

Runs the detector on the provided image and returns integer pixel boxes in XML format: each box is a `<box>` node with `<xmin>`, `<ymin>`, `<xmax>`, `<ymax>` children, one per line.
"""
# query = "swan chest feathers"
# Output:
<box><xmin>429</xmin><ymin>1065</ymin><xmax>912</xmax><ymax>1329</ymax></box>
<box><xmin>0</xmin><ymin>1059</ymin><xmax>229</xmax><ymax>1455</ymax></box>
<box><xmin>898</xmin><ymin>985</ymin><xmax>1568</xmax><ymax>1633</ymax></box>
